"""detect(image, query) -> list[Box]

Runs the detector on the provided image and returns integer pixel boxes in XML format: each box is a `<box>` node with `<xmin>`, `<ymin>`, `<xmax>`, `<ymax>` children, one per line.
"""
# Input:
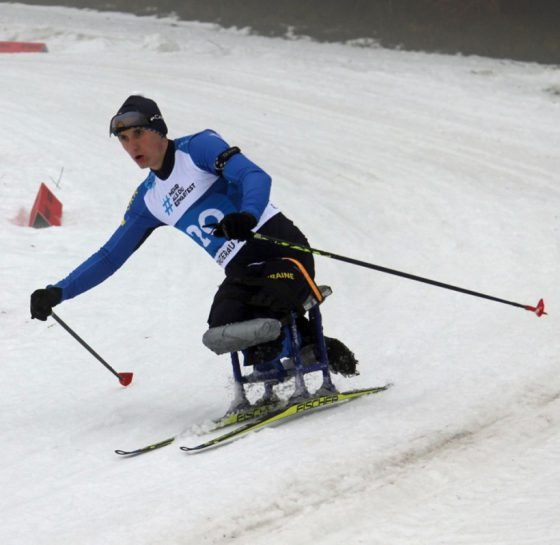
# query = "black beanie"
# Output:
<box><xmin>114</xmin><ymin>95</ymin><xmax>168</xmax><ymax>137</ymax></box>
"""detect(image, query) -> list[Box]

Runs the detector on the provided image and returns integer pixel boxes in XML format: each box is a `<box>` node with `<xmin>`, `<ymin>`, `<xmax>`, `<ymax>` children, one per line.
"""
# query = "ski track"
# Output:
<box><xmin>195</xmin><ymin>380</ymin><xmax>560</xmax><ymax>544</ymax></box>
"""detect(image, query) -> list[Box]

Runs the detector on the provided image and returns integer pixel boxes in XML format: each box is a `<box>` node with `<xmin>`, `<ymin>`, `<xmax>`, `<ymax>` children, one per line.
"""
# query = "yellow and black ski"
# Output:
<box><xmin>115</xmin><ymin>401</ymin><xmax>284</xmax><ymax>456</ymax></box>
<box><xmin>180</xmin><ymin>385</ymin><xmax>391</xmax><ymax>453</ymax></box>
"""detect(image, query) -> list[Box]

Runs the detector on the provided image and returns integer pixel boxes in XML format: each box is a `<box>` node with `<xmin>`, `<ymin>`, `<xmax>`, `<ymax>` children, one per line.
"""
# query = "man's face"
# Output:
<box><xmin>117</xmin><ymin>127</ymin><xmax>167</xmax><ymax>170</ymax></box>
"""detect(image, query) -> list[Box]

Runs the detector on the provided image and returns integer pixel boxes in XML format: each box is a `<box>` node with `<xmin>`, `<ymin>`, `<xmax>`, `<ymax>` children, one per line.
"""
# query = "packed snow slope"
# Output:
<box><xmin>1</xmin><ymin>4</ymin><xmax>559</xmax><ymax>545</ymax></box>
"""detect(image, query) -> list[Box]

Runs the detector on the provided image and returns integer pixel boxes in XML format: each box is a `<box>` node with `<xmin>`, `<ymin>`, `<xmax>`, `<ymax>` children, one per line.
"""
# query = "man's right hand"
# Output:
<box><xmin>30</xmin><ymin>287</ymin><xmax>62</xmax><ymax>321</ymax></box>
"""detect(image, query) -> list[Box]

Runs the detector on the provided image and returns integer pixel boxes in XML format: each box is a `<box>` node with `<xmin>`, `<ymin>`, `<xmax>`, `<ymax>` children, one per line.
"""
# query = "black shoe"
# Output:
<box><xmin>324</xmin><ymin>337</ymin><xmax>359</xmax><ymax>377</ymax></box>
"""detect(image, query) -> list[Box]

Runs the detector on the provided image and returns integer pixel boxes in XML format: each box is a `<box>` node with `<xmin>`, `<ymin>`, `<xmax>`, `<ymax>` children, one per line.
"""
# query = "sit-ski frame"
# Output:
<box><xmin>228</xmin><ymin>286</ymin><xmax>336</xmax><ymax>412</ymax></box>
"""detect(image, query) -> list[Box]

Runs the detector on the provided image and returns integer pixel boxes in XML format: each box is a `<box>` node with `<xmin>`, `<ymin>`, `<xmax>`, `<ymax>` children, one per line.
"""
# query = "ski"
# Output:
<box><xmin>180</xmin><ymin>384</ymin><xmax>391</xmax><ymax>453</ymax></box>
<box><xmin>114</xmin><ymin>401</ymin><xmax>284</xmax><ymax>456</ymax></box>
<box><xmin>115</xmin><ymin>437</ymin><xmax>176</xmax><ymax>457</ymax></box>
<box><xmin>211</xmin><ymin>400</ymin><xmax>285</xmax><ymax>430</ymax></box>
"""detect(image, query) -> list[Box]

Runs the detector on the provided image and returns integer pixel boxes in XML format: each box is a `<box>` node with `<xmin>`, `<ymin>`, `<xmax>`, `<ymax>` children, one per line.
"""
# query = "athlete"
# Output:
<box><xmin>30</xmin><ymin>95</ymin><xmax>357</xmax><ymax>373</ymax></box>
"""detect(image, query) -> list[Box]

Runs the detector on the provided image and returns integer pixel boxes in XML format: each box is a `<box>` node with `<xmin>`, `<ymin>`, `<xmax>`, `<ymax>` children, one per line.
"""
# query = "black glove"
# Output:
<box><xmin>30</xmin><ymin>287</ymin><xmax>62</xmax><ymax>321</ymax></box>
<box><xmin>214</xmin><ymin>212</ymin><xmax>257</xmax><ymax>241</ymax></box>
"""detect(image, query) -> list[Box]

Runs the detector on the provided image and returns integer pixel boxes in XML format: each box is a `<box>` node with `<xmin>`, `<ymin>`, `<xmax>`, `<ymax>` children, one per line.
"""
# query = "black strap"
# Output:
<box><xmin>215</xmin><ymin>146</ymin><xmax>241</xmax><ymax>173</ymax></box>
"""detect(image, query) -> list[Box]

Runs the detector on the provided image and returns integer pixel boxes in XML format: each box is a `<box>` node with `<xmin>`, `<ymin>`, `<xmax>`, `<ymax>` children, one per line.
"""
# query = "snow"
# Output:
<box><xmin>1</xmin><ymin>3</ymin><xmax>559</xmax><ymax>544</ymax></box>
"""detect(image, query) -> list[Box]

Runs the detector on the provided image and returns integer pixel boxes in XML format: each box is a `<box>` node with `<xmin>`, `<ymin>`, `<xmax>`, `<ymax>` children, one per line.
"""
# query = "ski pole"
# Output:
<box><xmin>51</xmin><ymin>311</ymin><xmax>134</xmax><ymax>386</ymax></box>
<box><xmin>252</xmin><ymin>233</ymin><xmax>546</xmax><ymax>317</ymax></box>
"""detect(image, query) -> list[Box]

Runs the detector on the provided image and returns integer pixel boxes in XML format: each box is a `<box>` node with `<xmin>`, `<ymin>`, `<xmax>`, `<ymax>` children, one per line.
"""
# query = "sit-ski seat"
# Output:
<box><xmin>228</xmin><ymin>285</ymin><xmax>337</xmax><ymax>411</ymax></box>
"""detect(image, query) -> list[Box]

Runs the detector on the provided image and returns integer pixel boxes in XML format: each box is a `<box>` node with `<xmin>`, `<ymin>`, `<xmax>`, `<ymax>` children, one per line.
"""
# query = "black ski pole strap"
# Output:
<box><xmin>215</xmin><ymin>146</ymin><xmax>241</xmax><ymax>174</ymax></box>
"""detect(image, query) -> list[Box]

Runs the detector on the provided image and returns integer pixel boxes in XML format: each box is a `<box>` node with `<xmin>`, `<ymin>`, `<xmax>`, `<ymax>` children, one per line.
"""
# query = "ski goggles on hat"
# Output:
<box><xmin>109</xmin><ymin>111</ymin><xmax>163</xmax><ymax>136</ymax></box>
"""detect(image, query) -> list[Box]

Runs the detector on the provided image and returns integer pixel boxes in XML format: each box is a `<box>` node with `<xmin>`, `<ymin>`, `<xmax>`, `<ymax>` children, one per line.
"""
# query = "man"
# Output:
<box><xmin>30</xmin><ymin>95</ymin><xmax>357</xmax><ymax>374</ymax></box>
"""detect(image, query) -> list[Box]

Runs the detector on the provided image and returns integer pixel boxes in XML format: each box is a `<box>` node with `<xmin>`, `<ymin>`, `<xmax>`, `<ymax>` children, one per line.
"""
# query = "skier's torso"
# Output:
<box><xmin>134</xmin><ymin>133</ymin><xmax>279</xmax><ymax>267</ymax></box>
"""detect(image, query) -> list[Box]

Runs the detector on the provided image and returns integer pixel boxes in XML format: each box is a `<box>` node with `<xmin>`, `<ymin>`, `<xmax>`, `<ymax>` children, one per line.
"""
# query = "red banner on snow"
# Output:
<box><xmin>29</xmin><ymin>183</ymin><xmax>63</xmax><ymax>228</ymax></box>
<box><xmin>0</xmin><ymin>41</ymin><xmax>48</xmax><ymax>53</ymax></box>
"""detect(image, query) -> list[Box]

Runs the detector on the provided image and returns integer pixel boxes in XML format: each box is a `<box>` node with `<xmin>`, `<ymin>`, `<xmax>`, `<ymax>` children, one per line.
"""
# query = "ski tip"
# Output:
<box><xmin>179</xmin><ymin>445</ymin><xmax>200</xmax><ymax>453</ymax></box>
<box><xmin>526</xmin><ymin>298</ymin><xmax>546</xmax><ymax>317</ymax></box>
<box><xmin>118</xmin><ymin>372</ymin><xmax>134</xmax><ymax>386</ymax></box>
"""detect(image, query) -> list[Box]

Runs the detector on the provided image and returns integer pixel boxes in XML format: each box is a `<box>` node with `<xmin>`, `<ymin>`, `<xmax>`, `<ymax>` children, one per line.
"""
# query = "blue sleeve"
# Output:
<box><xmin>54</xmin><ymin>188</ymin><xmax>162</xmax><ymax>301</ymax></box>
<box><xmin>188</xmin><ymin>130</ymin><xmax>272</xmax><ymax>219</ymax></box>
